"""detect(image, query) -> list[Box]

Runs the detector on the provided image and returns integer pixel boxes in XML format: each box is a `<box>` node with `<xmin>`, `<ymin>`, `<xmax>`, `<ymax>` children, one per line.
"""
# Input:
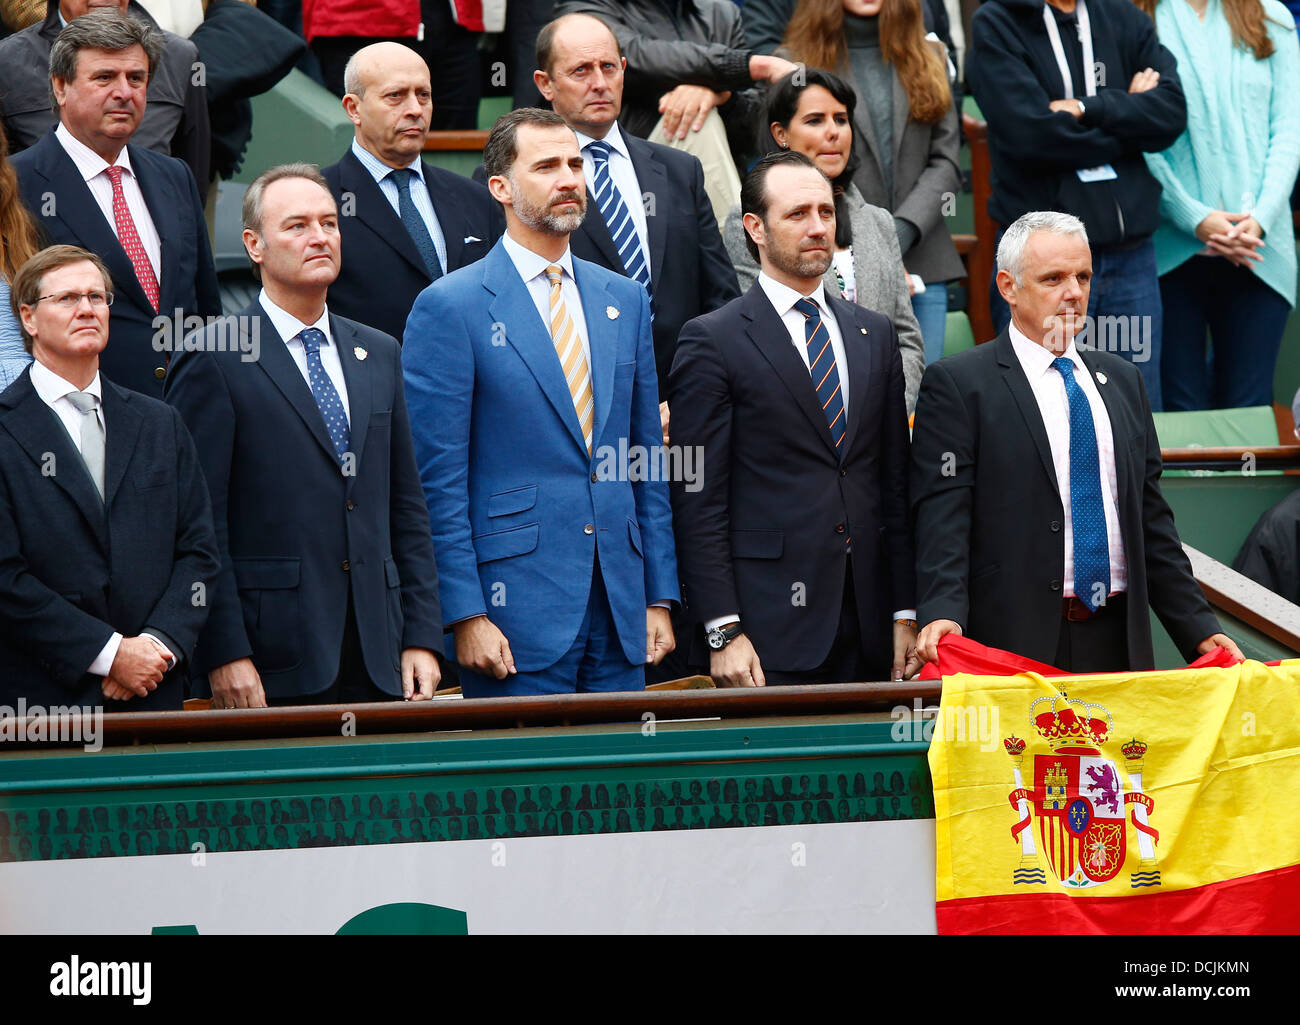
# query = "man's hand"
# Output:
<box><xmin>915</xmin><ymin>619</ymin><xmax>962</xmax><ymax>665</ymax></box>
<box><xmin>208</xmin><ymin>657</ymin><xmax>267</xmax><ymax>709</ymax></box>
<box><xmin>453</xmin><ymin>615</ymin><xmax>516</xmax><ymax>680</ymax></box>
<box><xmin>1197</xmin><ymin>632</ymin><xmax>1245</xmax><ymax>663</ymax></box>
<box><xmin>659</xmin><ymin>400</ymin><xmax>670</xmax><ymax>447</ymax></box>
<box><xmin>646</xmin><ymin>606</ymin><xmax>676</xmax><ymax>665</ymax></box>
<box><xmin>658</xmin><ymin>84</ymin><xmax>726</xmax><ymax>140</ymax></box>
<box><xmin>108</xmin><ymin>636</ymin><xmax>169</xmax><ymax>697</ymax></box>
<box><xmin>401</xmin><ymin>647</ymin><xmax>442</xmax><ymax>700</ymax></box>
<box><xmin>1048</xmin><ymin>98</ymin><xmax>1085</xmax><ymax>119</ymax></box>
<box><xmin>892</xmin><ymin>622</ymin><xmax>923</xmax><ymax>681</ymax></box>
<box><xmin>1128</xmin><ymin>67</ymin><xmax>1160</xmax><ymax>93</ymax></box>
<box><xmin>748</xmin><ymin>54</ymin><xmax>800</xmax><ymax>84</ymax></box>
<box><xmin>709</xmin><ymin>631</ymin><xmax>765</xmax><ymax>687</ymax></box>
<box><xmin>101</xmin><ymin>677</ymin><xmax>137</xmax><ymax>702</ymax></box>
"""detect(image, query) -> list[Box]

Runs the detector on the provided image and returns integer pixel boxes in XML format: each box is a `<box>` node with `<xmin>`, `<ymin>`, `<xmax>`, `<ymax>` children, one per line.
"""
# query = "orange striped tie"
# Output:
<box><xmin>546</xmin><ymin>265</ymin><xmax>594</xmax><ymax>454</ymax></box>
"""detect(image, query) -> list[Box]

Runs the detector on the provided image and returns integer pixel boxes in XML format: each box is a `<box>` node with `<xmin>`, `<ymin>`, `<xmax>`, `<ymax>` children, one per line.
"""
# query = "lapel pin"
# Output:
<box><xmin>463</xmin><ymin>235</ymin><xmax>481</xmax><ymax>243</ymax></box>
<box><xmin>606</xmin><ymin>306</ymin><xmax>619</xmax><ymax>320</ymax></box>
<box><xmin>859</xmin><ymin>327</ymin><xmax>868</xmax><ymax>335</ymax></box>
<box><xmin>353</xmin><ymin>346</ymin><xmax>368</xmax><ymax>361</ymax></box>
<box><xmin>1096</xmin><ymin>372</ymin><xmax>1107</xmax><ymax>384</ymax></box>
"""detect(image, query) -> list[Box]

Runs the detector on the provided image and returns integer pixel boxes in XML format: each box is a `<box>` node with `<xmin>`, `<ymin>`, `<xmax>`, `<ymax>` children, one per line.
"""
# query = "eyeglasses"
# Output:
<box><xmin>33</xmin><ymin>291</ymin><xmax>115</xmax><ymax>309</ymax></box>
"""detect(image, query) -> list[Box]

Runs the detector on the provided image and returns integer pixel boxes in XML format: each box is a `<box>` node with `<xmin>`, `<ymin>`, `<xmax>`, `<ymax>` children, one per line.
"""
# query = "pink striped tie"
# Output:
<box><xmin>105</xmin><ymin>165</ymin><xmax>159</xmax><ymax>311</ymax></box>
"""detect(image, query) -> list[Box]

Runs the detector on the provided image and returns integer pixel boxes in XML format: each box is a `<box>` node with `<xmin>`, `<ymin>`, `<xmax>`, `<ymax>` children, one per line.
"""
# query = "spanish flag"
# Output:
<box><xmin>929</xmin><ymin>637</ymin><xmax>1300</xmax><ymax>933</ymax></box>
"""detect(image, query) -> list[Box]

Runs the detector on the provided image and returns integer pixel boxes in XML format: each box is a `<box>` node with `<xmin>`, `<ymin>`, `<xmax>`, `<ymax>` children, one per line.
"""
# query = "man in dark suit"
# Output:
<box><xmin>670</xmin><ymin>152</ymin><xmax>917</xmax><ymax>686</ymax></box>
<box><xmin>0</xmin><ymin>245</ymin><xmax>219</xmax><ymax>710</ymax></box>
<box><xmin>911</xmin><ymin>211</ymin><xmax>1241</xmax><ymax>673</ymax></box>
<box><xmin>320</xmin><ymin>42</ymin><xmax>502</xmax><ymax>344</ymax></box>
<box><xmin>11</xmin><ymin>9</ymin><xmax>220</xmax><ymax>400</ymax></box>
<box><xmin>532</xmin><ymin>13</ymin><xmax>739</xmax><ymax>400</ymax></box>
<box><xmin>166</xmin><ymin>164</ymin><xmax>443</xmax><ymax>707</ymax></box>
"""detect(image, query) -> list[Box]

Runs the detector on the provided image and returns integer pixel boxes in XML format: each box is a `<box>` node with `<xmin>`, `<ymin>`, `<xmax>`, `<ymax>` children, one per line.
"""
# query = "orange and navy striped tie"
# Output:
<box><xmin>794</xmin><ymin>296</ymin><xmax>845</xmax><ymax>455</ymax></box>
<box><xmin>546</xmin><ymin>265</ymin><xmax>594</xmax><ymax>455</ymax></box>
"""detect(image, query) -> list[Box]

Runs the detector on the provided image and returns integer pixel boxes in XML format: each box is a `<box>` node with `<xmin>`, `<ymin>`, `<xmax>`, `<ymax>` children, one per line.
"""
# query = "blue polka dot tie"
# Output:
<box><xmin>299</xmin><ymin>328</ymin><xmax>351</xmax><ymax>462</ymax></box>
<box><xmin>1052</xmin><ymin>356</ymin><xmax>1109</xmax><ymax>611</ymax></box>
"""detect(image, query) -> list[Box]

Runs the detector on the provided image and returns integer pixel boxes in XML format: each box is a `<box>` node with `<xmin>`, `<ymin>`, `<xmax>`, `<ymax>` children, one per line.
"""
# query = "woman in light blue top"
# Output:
<box><xmin>1140</xmin><ymin>0</ymin><xmax>1300</xmax><ymax>410</ymax></box>
<box><xmin>1</xmin><ymin>124</ymin><xmax>42</xmax><ymax>390</ymax></box>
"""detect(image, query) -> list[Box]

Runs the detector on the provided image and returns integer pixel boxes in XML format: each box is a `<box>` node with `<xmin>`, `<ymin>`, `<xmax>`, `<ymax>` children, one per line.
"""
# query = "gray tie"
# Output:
<box><xmin>65</xmin><ymin>391</ymin><xmax>105</xmax><ymax>501</ymax></box>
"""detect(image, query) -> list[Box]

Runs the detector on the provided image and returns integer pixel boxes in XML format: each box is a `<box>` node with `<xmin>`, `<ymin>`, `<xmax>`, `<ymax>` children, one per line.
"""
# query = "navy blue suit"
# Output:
<box><xmin>321</xmin><ymin>150</ymin><xmax>503</xmax><ymax>344</ymax></box>
<box><xmin>402</xmin><ymin>240</ymin><xmax>677</xmax><ymax>693</ymax></box>
<box><xmin>165</xmin><ymin>303</ymin><xmax>443</xmax><ymax>699</ymax></box>
<box><xmin>12</xmin><ymin>132</ymin><xmax>221</xmax><ymax>399</ymax></box>
<box><xmin>0</xmin><ymin>367</ymin><xmax>220</xmax><ymax>709</ymax></box>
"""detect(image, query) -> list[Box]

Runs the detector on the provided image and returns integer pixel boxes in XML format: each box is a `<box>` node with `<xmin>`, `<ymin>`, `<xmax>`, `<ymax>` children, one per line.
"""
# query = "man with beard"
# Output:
<box><xmin>669</xmin><ymin>151</ymin><xmax>917</xmax><ymax>686</ymax></box>
<box><xmin>401</xmin><ymin>108</ymin><xmax>677</xmax><ymax>696</ymax></box>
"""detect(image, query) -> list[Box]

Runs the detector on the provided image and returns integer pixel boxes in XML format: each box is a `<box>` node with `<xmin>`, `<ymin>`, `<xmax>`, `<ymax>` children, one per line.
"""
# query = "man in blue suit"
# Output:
<box><xmin>11</xmin><ymin>10</ymin><xmax>220</xmax><ymax>400</ymax></box>
<box><xmin>0</xmin><ymin>245</ymin><xmax>219</xmax><ymax>710</ymax></box>
<box><xmin>167</xmin><ymin>164</ymin><xmax>443</xmax><ymax>708</ymax></box>
<box><xmin>402</xmin><ymin>108</ymin><xmax>677</xmax><ymax>697</ymax></box>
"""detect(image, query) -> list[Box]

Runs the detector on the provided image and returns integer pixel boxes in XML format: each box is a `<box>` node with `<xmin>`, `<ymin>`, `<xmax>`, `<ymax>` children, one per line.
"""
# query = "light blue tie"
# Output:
<box><xmin>586</xmin><ymin>140</ymin><xmax>652</xmax><ymax>300</ymax></box>
<box><xmin>387</xmin><ymin>167</ymin><xmax>443</xmax><ymax>281</ymax></box>
<box><xmin>1052</xmin><ymin>356</ymin><xmax>1109</xmax><ymax>611</ymax></box>
<box><xmin>299</xmin><ymin>328</ymin><xmax>351</xmax><ymax>462</ymax></box>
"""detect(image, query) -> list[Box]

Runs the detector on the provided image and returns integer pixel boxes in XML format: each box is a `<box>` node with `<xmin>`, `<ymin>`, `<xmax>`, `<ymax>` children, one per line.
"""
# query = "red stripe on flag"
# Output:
<box><xmin>937</xmin><ymin>863</ymin><xmax>1300</xmax><ymax>934</ymax></box>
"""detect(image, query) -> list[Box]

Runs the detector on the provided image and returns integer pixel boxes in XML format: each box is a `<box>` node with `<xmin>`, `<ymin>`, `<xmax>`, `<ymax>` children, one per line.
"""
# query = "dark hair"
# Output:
<box><xmin>739</xmin><ymin>150</ymin><xmax>825</xmax><ymax>263</ymax></box>
<box><xmin>536</xmin><ymin>12</ymin><xmax>623</xmax><ymax>75</ymax></box>
<box><xmin>482</xmin><ymin>107</ymin><xmax>570</xmax><ymax>183</ymax></box>
<box><xmin>758</xmin><ymin>68</ymin><xmax>860</xmax><ymax>250</ymax></box>
<box><xmin>48</xmin><ymin>9</ymin><xmax>164</xmax><ymax>116</ymax></box>
<box><xmin>11</xmin><ymin>244</ymin><xmax>113</xmax><ymax>353</ymax></box>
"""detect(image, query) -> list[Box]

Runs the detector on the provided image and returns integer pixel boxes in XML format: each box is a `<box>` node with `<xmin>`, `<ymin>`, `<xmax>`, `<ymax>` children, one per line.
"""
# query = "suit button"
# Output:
<box><xmin>153</xmin><ymin>367</ymin><xmax>166</xmax><ymax>380</ymax></box>
<box><xmin>1051</xmin><ymin>520</ymin><xmax>1061</xmax><ymax>532</ymax></box>
<box><xmin>835</xmin><ymin>523</ymin><xmax>845</xmax><ymax>533</ymax></box>
<box><xmin>590</xmin><ymin>472</ymin><xmax>598</xmax><ymax>483</ymax></box>
<box><xmin>341</xmin><ymin>560</ymin><xmax>351</xmax><ymax>571</ymax></box>
<box><xmin>583</xmin><ymin>524</ymin><xmax>594</xmax><ymax>535</ymax></box>
<box><xmin>1050</xmin><ymin>579</ymin><xmax>1061</xmax><ymax>592</ymax></box>
<box><xmin>840</xmin><ymin>468</ymin><xmax>847</xmax><ymax>477</ymax></box>
<box><xmin>347</xmin><ymin>500</ymin><xmax>356</xmax><ymax>511</ymax></box>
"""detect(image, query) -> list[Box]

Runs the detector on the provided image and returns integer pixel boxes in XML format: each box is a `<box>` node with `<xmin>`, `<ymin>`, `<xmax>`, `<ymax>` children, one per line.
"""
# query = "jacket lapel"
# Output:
<box><xmin>626</xmin><ymin>136</ymin><xmax>668</xmax><ymax>287</ymax></box>
<box><xmin>425</xmin><ymin>166</ymin><xmax>465</xmax><ymax>272</ymax></box>
<box><xmin>128</xmin><ymin>145</ymin><xmax>176</xmax><ymax>310</ymax></box>
<box><xmin>576</xmin><ymin>185</ymin><xmax>623</xmax><ymax>271</ymax></box>
<box><xmin>100</xmin><ymin>380</ymin><xmax>141</xmax><ymax>507</ymax></box>
<box><xmin>575</xmin><ymin>261</ymin><xmax>618</xmax><ymax>445</ymax></box>
<box><xmin>831</xmin><ymin>296</ymin><xmax>874</xmax><ymax>457</ymax></box>
<box><xmin>996</xmin><ymin>332</ymin><xmax>1061</xmax><ymax>492</ymax></box>
<box><xmin>1079</xmin><ymin>349</ymin><xmax>1132</xmax><ymax>512</ymax></box>
<box><xmin>343</xmin><ymin>151</ymin><xmax>430</xmax><ymax>280</ymax></box>
<box><xmin>333</xmin><ymin>315</ymin><xmax>371</xmax><ymax>491</ymax></box>
<box><xmin>891</xmin><ymin>74</ymin><xmax>911</xmax><ymax>169</ymax></box>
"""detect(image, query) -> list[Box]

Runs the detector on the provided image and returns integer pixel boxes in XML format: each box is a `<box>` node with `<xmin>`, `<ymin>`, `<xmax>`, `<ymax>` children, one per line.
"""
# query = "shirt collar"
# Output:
<box><xmin>260</xmin><ymin>288</ymin><xmax>331</xmax><ymax>347</ymax></box>
<box><xmin>576</xmin><ymin>122</ymin><xmax>629</xmax><ymax>161</ymax></box>
<box><xmin>1008</xmin><ymin>320</ymin><xmax>1084</xmax><ymax>378</ymax></box>
<box><xmin>55</xmin><ymin>122</ymin><xmax>132</xmax><ymax>185</ymax></box>
<box><xmin>501</xmin><ymin>231</ymin><xmax>575</xmax><ymax>286</ymax></box>
<box><xmin>30</xmin><ymin>359</ymin><xmax>102</xmax><ymax>406</ymax></box>
<box><xmin>350</xmin><ymin>137</ymin><xmax>425</xmax><ymax>187</ymax></box>
<box><xmin>757</xmin><ymin>270</ymin><xmax>829</xmax><ymax>320</ymax></box>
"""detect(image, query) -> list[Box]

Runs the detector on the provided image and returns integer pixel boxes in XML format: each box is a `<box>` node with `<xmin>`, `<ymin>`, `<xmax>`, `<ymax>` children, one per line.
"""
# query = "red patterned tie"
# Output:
<box><xmin>105</xmin><ymin>165</ymin><xmax>159</xmax><ymax>311</ymax></box>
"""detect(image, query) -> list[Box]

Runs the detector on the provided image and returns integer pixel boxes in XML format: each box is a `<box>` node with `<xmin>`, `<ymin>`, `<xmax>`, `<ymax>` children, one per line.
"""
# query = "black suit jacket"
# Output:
<box><xmin>12</xmin><ymin>132</ymin><xmax>221</xmax><ymax>399</ymax></box>
<box><xmin>321</xmin><ymin>150</ymin><xmax>503</xmax><ymax>343</ymax></box>
<box><xmin>669</xmin><ymin>285</ymin><xmax>914</xmax><ymax>672</ymax></box>
<box><xmin>475</xmin><ymin>132</ymin><xmax>740</xmax><ymax>393</ymax></box>
<box><xmin>909</xmin><ymin>331</ymin><xmax>1220</xmax><ymax>669</ymax></box>
<box><xmin>164</xmin><ymin>303</ymin><xmax>443</xmax><ymax>699</ymax></box>
<box><xmin>0</xmin><ymin>368</ymin><xmax>220</xmax><ymax>709</ymax></box>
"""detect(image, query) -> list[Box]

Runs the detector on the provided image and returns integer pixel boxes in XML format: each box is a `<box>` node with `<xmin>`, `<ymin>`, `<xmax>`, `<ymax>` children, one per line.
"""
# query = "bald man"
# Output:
<box><xmin>321</xmin><ymin>42</ymin><xmax>503</xmax><ymax>342</ymax></box>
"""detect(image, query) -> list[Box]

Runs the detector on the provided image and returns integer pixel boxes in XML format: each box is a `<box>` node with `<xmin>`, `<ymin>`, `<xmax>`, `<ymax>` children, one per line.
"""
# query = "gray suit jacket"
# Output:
<box><xmin>723</xmin><ymin>185</ymin><xmax>925</xmax><ymax>413</ymax></box>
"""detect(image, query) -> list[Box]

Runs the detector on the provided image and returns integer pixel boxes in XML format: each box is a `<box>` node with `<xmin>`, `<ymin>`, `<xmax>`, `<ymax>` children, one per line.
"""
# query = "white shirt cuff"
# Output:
<box><xmin>88</xmin><ymin>632</ymin><xmax>123</xmax><ymax>677</ymax></box>
<box><xmin>649</xmin><ymin>601</ymin><xmax>671</xmax><ymax>610</ymax></box>
<box><xmin>142</xmin><ymin>631</ymin><xmax>177</xmax><ymax>669</ymax></box>
<box><xmin>893</xmin><ymin>610</ymin><xmax>917</xmax><ymax>622</ymax></box>
<box><xmin>704</xmin><ymin>614</ymin><xmax>740</xmax><ymax>632</ymax></box>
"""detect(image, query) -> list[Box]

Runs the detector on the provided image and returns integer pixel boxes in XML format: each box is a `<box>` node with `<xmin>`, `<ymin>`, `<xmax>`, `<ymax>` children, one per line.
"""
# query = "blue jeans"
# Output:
<box><xmin>992</xmin><ymin>237</ymin><xmax>1164</xmax><ymax>410</ymax></box>
<box><xmin>912</xmin><ymin>282</ymin><xmax>950</xmax><ymax>364</ymax></box>
<box><xmin>1159</xmin><ymin>255</ymin><xmax>1292</xmax><ymax>411</ymax></box>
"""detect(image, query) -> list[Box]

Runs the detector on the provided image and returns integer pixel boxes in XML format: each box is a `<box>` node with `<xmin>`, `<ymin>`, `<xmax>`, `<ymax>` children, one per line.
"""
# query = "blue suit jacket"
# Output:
<box><xmin>0</xmin><ymin>367</ymin><xmax>220</xmax><ymax>708</ymax></box>
<box><xmin>402</xmin><ymin>239</ymin><xmax>677</xmax><ymax>673</ymax></box>
<box><xmin>12</xmin><ymin>131</ymin><xmax>221</xmax><ymax>399</ymax></box>
<box><xmin>165</xmin><ymin>303</ymin><xmax>443</xmax><ymax>698</ymax></box>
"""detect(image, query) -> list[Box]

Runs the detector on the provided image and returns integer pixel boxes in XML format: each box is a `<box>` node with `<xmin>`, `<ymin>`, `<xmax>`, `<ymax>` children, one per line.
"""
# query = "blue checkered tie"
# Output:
<box><xmin>586</xmin><ymin>140</ymin><xmax>652</xmax><ymax>300</ymax></box>
<box><xmin>794</xmin><ymin>297</ymin><xmax>846</xmax><ymax>455</ymax></box>
<box><xmin>1052</xmin><ymin>356</ymin><xmax>1109</xmax><ymax>611</ymax></box>
<box><xmin>388</xmin><ymin>167</ymin><xmax>443</xmax><ymax>281</ymax></box>
<box><xmin>299</xmin><ymin>328</ymin><xmax>351</xmax><ymax>462</ymax></box>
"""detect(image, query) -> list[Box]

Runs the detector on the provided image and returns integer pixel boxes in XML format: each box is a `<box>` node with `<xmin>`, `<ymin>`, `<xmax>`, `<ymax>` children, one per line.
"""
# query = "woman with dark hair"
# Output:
<box><xmin>781</xmin><ymin>0</ymin><xmax>963</xmax><ymax>364</ymax></box>
<box><xmin>721</xmin><ymin>68</ymin><xmax>926</xmax><ymax>411</ymax></box>
<box><xmin>0</xmin><ymin>122</ymin><xmax>41</xmax><ymax>389</ymax></box>
<box><xmin>1138</xmin><ymin>0</ymin><xmax>1300</xmax><ymax>410</ymax></box>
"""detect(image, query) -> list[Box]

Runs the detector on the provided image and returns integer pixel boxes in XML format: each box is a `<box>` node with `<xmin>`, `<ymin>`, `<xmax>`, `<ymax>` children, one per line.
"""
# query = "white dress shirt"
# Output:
<box><xmin>54</xmin><ymin>123</ymin><xmax>162</xmax><ymax>280</ymax></box>
<box><xmin>30</xmin><ymin>361</ymin><xmax>174</xmax><ymax>675</ymax></box>
<box><xmin>575</xmin><ymin>123</ymin><xmax>653</xmax><ymax>285</ymax></box>
<box><xmin>261</xmin><ymin>289</ymin><xmax>351</xmax><ymax>425</ymax></box>
<box><xmin>350</xmin><ymin>138</ymin><xmax>448</xmax><ymax>273</ymax></box>
<box><xmin>501</xmin><ymin>232</ymin><xmax>592</xmax><ymax>370</ymax></box>
<box><xmin>706</xmin><ymin>274</ymin><xmax>913</xmax><ymax>633</ymax></box>
<box><xmin>1008</xmin><ymin>323</ymin><xmax>1128</xmax><ymax>597</ymax></box>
